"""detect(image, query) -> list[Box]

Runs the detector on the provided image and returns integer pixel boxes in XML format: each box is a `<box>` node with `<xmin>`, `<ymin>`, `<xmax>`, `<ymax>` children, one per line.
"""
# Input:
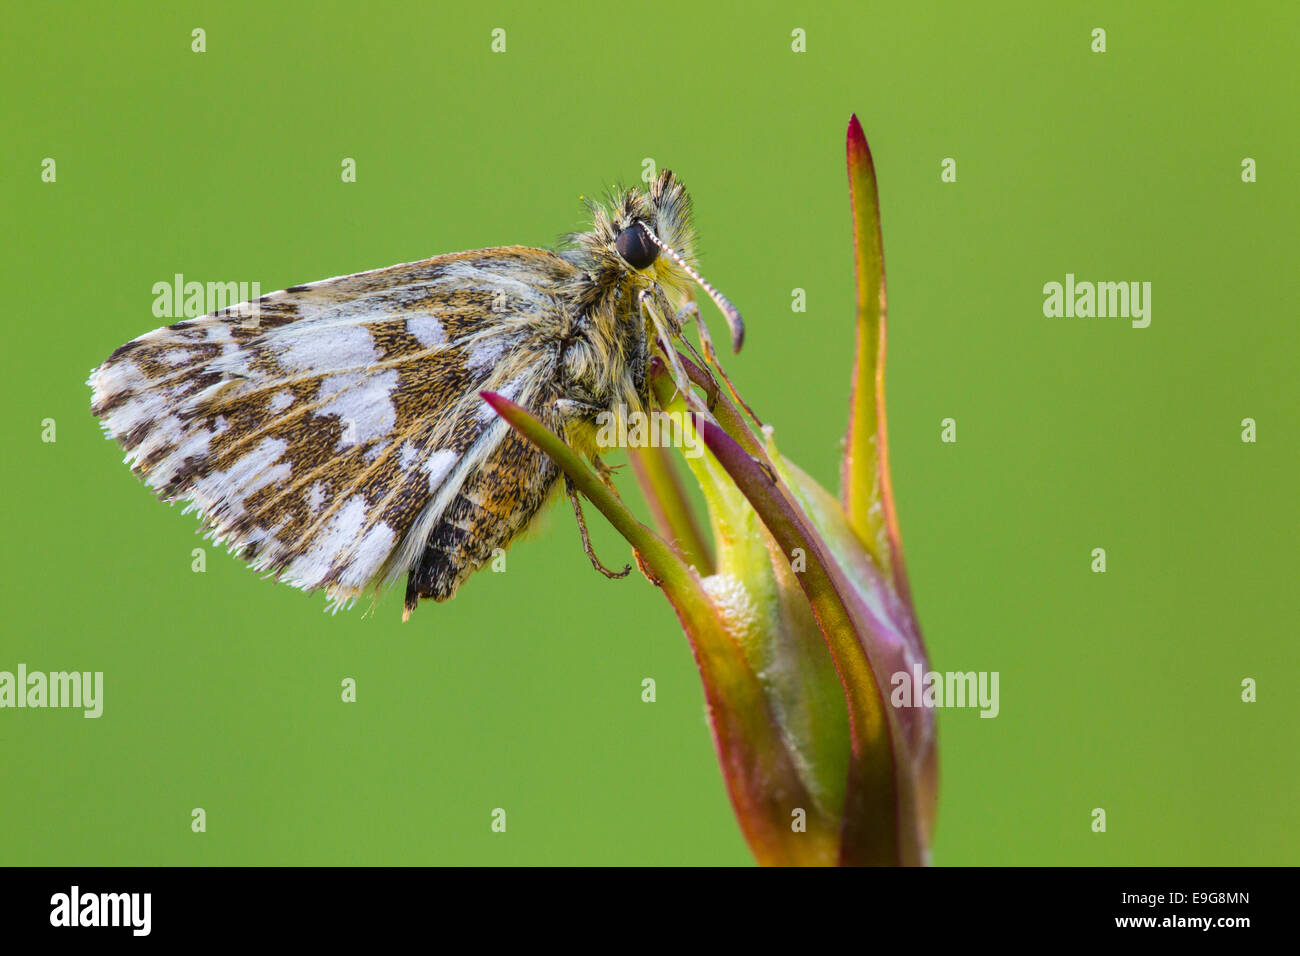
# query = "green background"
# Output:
<box><xmin>2</xmin><ymin>1</ymin><xmax>1295</xmax><ymax>865</ymax></box>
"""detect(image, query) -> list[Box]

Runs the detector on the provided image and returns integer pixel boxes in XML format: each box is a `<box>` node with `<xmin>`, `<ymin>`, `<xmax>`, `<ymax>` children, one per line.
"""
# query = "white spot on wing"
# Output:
<box><xmin>161</xmin><ymin>349</ymin><xmax>197</xmax><ymax>366</ymax></box>
<box><xmin>424</xmin><ymin>450</ymin><xmax>457</xmax><ymax>493</ymax></box>
<box><xmin>130</xmin><ymin>413</ymin><xmax>184</xmax><ymax>465</ymax></box>
<box><xmin>275</xmin><ymin>324</ymin><xmax>378</xmax><ymax>372</ymax></box>
<box><xmin>190</xmin><ymin>437</ymin><xmax>291</xmax><ymax>518</ymax></box>
<box><xmin>145</xmin><ymin>422</ymin><xmax>212</xmax><ymax>491</ymax></box>
<box><xmin>407</xmin><ymin>315</ymin><xmax>446</xmax><ymax>347</ymax></box>
<box><xmin>338</xmin><ymin>520</ymin><xmax>397</xmax><ymax>589</ymax></box>
<box><xmin>315</xmin><ymin>369</ymin><xmax>398</xmax><ymax>448</ymax></box>
<box><xmin>283</xmin><ymin>494</ymin><xmax>394</xmax><ymax>591</ymax></box>
<box><xmin>95</xmin><ymin>364</ymin><xmax>177</xmax><ymax>438</ymax></box>
<box><xmin>467</xmin><ymin>339</ymin><xmax>508</xmax><ymax>376</ymax></box>
<box><xmin>306</xmin><ymin>481</ymin><xmax>326</xmax><ymax>513</ymax></box>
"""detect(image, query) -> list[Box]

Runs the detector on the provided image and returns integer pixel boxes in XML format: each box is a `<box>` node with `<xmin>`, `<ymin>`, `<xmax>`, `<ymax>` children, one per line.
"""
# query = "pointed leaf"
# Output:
<box><xmin>842</xmin><ymin>114</ymin><xmax>911</xmax><ymax>602</ymax></box>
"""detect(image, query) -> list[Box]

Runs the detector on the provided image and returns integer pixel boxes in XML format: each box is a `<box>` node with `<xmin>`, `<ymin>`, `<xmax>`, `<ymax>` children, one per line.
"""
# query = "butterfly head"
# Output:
<box><xmin>571</xmin><ymin>169</ymin><xmax>743</xmax><ymax>352</ymax></box>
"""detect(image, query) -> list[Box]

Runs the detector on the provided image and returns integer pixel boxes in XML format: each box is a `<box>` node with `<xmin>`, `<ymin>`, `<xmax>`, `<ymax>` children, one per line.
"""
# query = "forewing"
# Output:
<box><xmin>88</xmin><ymin>247</ymin><xmax>575</xmax><ymax>610</ymax></box>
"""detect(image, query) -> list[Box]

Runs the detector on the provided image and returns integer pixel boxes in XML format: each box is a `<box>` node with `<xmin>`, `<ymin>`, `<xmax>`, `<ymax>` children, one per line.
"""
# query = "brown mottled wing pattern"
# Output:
<box><xmin>405</xmin><ymin>420</ymin><xmax>561</xmax><ymax>608</ymax></box>
<box><xmin>88</xmin><ymin>248</ymin><xmax>575</xmax><ymax>612</ymax></box>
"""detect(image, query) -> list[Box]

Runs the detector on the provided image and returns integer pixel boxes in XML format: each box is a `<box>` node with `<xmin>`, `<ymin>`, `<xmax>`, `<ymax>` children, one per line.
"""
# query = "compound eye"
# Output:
<box><xmin>615</xmin><ymin>223</ymin><xmax>659</xmax><ymax>270</ymax></box>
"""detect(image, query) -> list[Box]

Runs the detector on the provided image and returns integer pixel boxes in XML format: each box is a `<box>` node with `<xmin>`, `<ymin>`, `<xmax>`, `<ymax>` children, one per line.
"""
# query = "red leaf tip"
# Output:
<box><xmin>846</xmin><ymin>113</ymin><xmax>872</xmax><ymax>167</ymax></box>
<box><xmin>479</xmin><ymin>390</ymin><xmax>510</xmax><ymax>413</ymax></box>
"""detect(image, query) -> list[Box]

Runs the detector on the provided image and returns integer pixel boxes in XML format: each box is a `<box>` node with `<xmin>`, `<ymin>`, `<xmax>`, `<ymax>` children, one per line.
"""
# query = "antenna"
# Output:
<box><xmin>638</xmin><ymin>222</ymin><xmax>745</xmax><ymax>352</ymax></box>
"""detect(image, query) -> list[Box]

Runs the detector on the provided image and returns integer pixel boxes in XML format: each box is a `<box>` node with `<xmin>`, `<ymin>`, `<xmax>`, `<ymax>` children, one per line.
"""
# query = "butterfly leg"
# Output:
<box><xmin>590</xmin><ymin>454</ymin><xmax>622</xmax><ymax>489</ymax></box>
<box><xmin>564</xmin><ymin>475</ymin><xmax>631</xmax><ymax>579</ymax></box>
<box><xmin>673</xmin><ymin>300</ymin><xmax>700</xmax><ymax>327</ymax></box>
<box><xmin>639</xmin><ymin>291</ymin><xmax>705</xmax><ymax>413</ymax></box>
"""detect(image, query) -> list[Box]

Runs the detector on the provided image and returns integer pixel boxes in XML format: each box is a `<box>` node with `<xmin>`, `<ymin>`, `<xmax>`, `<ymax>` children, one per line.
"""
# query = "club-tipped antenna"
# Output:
<box><xmin>638</xmin><ymin>222</ymin><xmax>745</xmax><ymax>352</ymax></box>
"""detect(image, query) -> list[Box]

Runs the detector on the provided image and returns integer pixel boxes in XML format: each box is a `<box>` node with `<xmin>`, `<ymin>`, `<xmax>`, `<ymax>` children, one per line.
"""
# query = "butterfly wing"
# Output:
<box><xmin>89</xmin><ymin>247</ymin><xmax>576</xmax><ymax>612</ymax></box>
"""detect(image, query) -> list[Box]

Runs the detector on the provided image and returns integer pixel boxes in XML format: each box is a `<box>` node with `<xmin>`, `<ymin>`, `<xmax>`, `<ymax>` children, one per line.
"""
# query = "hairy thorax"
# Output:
<box><xmin>560</xmin><ymin>280</ymin><xmax>655</xmax><ymax>421</ymax></box>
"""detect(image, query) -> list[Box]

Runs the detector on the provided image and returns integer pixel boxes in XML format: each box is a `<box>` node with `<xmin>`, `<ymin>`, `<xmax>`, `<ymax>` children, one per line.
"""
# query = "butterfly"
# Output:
<box><xmin>87</xmin><ymin>169</ymin><xmax>743</xmax><ymax>619</ymax></box>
